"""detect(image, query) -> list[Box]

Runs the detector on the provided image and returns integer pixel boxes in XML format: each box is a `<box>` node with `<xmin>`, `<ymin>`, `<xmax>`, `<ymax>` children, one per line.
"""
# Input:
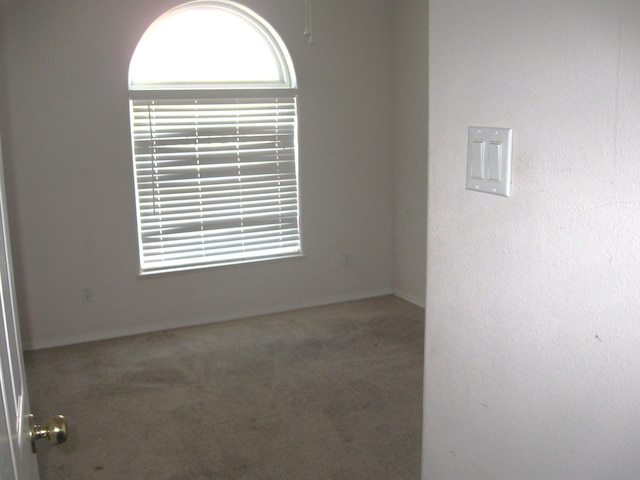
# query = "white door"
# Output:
<box><xmin>0</xmin><ymin>134</ymin><xmax>40</xmax><ymax>479</ymax></box>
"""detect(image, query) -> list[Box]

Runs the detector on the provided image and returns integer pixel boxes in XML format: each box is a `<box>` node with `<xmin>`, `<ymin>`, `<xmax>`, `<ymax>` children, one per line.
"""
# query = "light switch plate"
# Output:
<box><xmin>466</xmin><ymin>126</ymin><xmax>512</xmax><ymax>197</ymax></box>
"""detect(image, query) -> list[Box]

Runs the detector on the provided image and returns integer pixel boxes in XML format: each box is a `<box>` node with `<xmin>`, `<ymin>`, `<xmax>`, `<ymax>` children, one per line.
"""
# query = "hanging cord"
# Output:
<box><xmin>304</xmin><ymin>0</ymin><xmax>314</xmax><ymax>45</ymax></box>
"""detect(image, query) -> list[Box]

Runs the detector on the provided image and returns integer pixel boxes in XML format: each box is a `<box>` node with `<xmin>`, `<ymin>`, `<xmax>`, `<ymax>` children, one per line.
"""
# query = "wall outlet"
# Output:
<box><xmin>81</xmin><ymin>286</ymin><xmax>94</xmax><ymax>303</ymax></box>
<box><xmin>331</xmin><ymin>253</ymin><xmax>351</xmax><ymax>269</ymax></box>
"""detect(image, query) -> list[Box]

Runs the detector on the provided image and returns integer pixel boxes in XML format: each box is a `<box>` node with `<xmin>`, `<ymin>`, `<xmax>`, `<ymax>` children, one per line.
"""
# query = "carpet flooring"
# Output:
<box><xmin>24</xmin><ymin>295</ymin><xmax>424</xmax><ymax>479</ymax></box>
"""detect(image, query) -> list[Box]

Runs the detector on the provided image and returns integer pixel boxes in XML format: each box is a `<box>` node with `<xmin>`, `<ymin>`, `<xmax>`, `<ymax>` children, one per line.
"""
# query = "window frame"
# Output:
<box><xmin>128</xmin><ymin>0</ymin><xmax>302</xmax><ymax>275</ymax></box>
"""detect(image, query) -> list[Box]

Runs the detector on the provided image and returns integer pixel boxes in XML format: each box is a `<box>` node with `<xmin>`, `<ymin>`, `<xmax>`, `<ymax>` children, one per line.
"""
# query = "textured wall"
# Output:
<box><xmin>425</xmin><ymin>1</ymin><xmax>640</xmax><ymax>478</ymax></box>
<box><xmin>1</xmin><ymin>0</ymin><xmax>395</xmax><ymax>349</ymax></box>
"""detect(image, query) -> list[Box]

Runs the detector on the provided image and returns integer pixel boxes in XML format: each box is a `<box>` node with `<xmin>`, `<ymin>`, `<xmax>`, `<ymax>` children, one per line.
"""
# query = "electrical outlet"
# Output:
<box><xmin>81</xmin><ymin>286</ymin><xmax>94</xmax><ymax>303</ymax></box>
<box><xmin>331</xmin><ymin>253</ymin><xmax>351</xmax><ymax>269</ymax></box>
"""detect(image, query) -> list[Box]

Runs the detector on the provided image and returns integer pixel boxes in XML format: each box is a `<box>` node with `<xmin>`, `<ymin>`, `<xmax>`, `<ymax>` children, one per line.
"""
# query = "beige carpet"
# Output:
<box><xmin>25</xmin><ymin>295</ymin><xmax>424</xmax><ymax>479</ymax></box>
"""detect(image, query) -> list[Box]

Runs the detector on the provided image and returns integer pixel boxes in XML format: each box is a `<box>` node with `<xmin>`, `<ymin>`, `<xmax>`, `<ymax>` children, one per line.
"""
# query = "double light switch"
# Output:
<box><xmin>466</xmin><ymin>126</ymin><xmax>512</xmax><ymax>197</ymax></box>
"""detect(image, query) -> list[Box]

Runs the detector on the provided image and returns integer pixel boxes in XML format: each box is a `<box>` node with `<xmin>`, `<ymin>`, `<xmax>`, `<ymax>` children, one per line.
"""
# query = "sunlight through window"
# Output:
<box><xmin>129</xmin><ymin>2</ymin><xmax>294</xmax><ymax>88</ymax></box>
<box><xmin>128</xmin><ymin>1</ymin><xmax>301</xmax><ymax>274</ymax></box>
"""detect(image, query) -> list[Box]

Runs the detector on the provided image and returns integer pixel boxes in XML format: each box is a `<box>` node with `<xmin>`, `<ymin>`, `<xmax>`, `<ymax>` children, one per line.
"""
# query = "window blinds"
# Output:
<box><xmin>130</xmin><ymin>96</ymin><xmax>301</xmax><ymax>273</ymax></box>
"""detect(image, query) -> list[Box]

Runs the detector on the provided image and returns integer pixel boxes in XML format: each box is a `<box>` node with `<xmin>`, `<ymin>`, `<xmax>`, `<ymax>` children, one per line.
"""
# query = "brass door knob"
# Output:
<box><xmin>28</xmin><ymin>414</ymin><xmax>67</xmax><ymax>453</ymax></box>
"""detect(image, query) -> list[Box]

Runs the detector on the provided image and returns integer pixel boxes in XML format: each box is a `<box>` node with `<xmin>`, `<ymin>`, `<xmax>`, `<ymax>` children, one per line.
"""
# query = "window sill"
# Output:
<box><xmin>138</xmin><ymin>252</ymin><xmax>305</xmax><ymax>277</ymax></box>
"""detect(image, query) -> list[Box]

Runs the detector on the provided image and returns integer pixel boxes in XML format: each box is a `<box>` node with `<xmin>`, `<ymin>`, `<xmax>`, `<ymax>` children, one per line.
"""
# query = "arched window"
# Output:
<box><xmin>129</xmin><ymin>0</ymin><xmax>301</xmax><ymax>274</ymax></box>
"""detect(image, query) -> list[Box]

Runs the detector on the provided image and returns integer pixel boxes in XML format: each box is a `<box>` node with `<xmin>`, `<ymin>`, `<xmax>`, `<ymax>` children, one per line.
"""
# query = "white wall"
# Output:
<box><xmin>0</xmin><ymin>0</ymin><xmax>396</xmax><ymax>349</ymax></box>
<box><xmin>392</xmin><ymin>0</ymin><xmax>428</xmax><ymax>308</ymax></box>
<box><xmin>426</xmin><ymin>1</ymin><xmax>640</xmax><ymax>479</ymax></box>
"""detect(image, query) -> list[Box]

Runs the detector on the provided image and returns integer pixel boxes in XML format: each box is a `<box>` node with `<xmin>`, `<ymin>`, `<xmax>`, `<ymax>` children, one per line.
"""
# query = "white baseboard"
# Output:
<box><xmin>392</xmin><ymin>289</ymin><xmax>425</xmax><ymax>308</ymax></box>
<box><xmin>24</xmin><ymin>288</ymin><xmax>394</xmax><ymax>351</ymax></box>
